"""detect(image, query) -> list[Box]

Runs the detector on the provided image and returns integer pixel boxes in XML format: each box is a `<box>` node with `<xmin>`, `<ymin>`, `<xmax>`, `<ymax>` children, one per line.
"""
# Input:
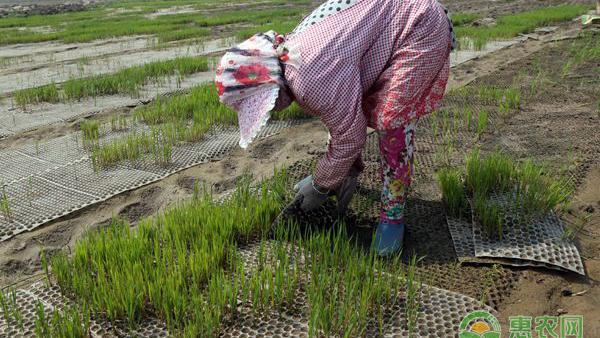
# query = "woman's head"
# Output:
<box><xmin>215</xmin><ymin>31</ymin><xmax>291</xmax><ymax>148</ymax></box>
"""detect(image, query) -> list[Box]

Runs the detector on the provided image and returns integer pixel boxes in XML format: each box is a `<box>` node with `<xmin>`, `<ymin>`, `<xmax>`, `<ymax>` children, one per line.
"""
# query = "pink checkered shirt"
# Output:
<box><xmin>284</xmin><ymin>0</ymin><xmax>451</xmax><ymax>189</ymax></box>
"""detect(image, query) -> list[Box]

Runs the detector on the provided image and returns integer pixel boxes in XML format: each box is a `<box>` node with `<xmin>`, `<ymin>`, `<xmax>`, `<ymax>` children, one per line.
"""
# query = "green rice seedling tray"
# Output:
<box><xmin>0</xmin><ymin>120</ymin><xmax>299</xmax><ymax>242</ymax></box>
<box><xmin>445</xmin><ymin>196</ymin><xmax>584</xmax><ymax>275</ymax></box>
<box><xmin>470</xmin><ymin>194</ymin><xmax>585</xmax><ymax>275</ymax></box>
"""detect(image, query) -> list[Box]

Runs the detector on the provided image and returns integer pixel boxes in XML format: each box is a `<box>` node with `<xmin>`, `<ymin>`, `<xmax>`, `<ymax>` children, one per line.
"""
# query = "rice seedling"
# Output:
<box><xmin>561</xmin><ymin>31</ymin><xmax>600</xmax><ymax>76</ymax></box>
<box><xmin>13</xmin><ymin>83</ymin><xmax>60</xmax><ymax>108</ymax></box>
<box><xmin>498</xmin><ymin>88</ymin><xmax>521</xmax><ymax>118</ymax></box>
<box><xmin>0</xmin><ymin>288</ymin><xmax>10</xmax><ymax>323</ymax></box>
<box><xmin>454</xmin><ymin>5</ymin><xmax>589</xmax><ymax>50</ymax></box>
<box><xmin>156</xmin><ymin>27</ymin><xmax>211</xmax><ymax>43</ymax></box>
<box><xmin>110</xmin><ymin>115</ymin><xmax>129</xmax><ymax>132</ymax></box>
<box><xmin>80</xmin><ymin>120</ymin><xmax>100</xmax><ymax>149</ymax></box>
<box><xmin>14</xmin><ymin>56</ymin><xmax>209</xmax><ymax>105</ymax></box>
<box><xmin>0</xmin><ymin>183</ymin><xmax>13</xmax><ymax>223</ymax></box>
<box><xmin>405</xmin><ymin>255</ymin><xmax>422</xmax><ymax>336</ymax></box>
<box><xmin>134</xmin><ymin>83</ymin><xmax>236</xmax><ymax>126</ymax></box>
<box><xmin>464</xmin><ymin>107</ymin><xmax>473</xmax><ymax>131</ymax></box>
<box><xmin>90</xmin><ymin>130</ymin><xmax>172</xmax><ymax>168</ymax></box>
<box><xmin>0</xmin><ymin>2</ymin><xmax>309</xmax><ymax>46</ymax></box>
<box><xmin>476</xmin><ymin>109</ymin><xmax>489</xmax><ymax>139</ymax></box>
<box><xmin>50</xmin><ymin>171</ymin><xmax>290</xmax><ymax>335</ymax></box>
<box><xmin>453</xmin><ymin>150</ymin><xmax>573</xmax><ymax>237</ymax></box>
<box><xmin>478</xmin><ymin>264</ymin><xmax>501</xmax><ymax>306</ymax></box>
<box><xmin>435</xmin><ymin>169</ymin><xmax>467</xmax><ymax>217</ymax></box>
<box><xmin>45</xmin><ymin>165</ymin><xmax>423</xmax><ymax>336</ymax></box>
<box><xmin>34</xmin><ymin>302</ymin><xmax>91</xmax><ymax>338</ymax></box>
<box><xmin>0</xmin><ymin>288</ymin><xmax>26</xmax><ymax>333</ymax></box>
<box><xmin>271</xmin><ymin>102</ymin><xmax>311</xmax><ymax>120</ymax></box>
<box><xmin>473</xmin><ymin>194</ymin><xmax>504</xmax><ymax>239</ymax></box>
<box><xmin>450</xmin><ymin>12</ymin><xmax>480</xmax><ymax>27</ymax></box>
<box><xmin>91</xmin><ymin>82</ymin><xmax>308</xmax><ymax>167</ymax></box>
<box><xmin>235</xmin><ymin>19</ymin><xmax>300</xmax><ymax>40</ymax></box>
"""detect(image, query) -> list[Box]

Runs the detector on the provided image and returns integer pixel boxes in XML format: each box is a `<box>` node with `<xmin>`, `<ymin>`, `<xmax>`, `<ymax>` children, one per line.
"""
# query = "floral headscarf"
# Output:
<box><xmin>216</xmin><ymin>31</ymin><xmax>295</xmax><ymax>149</ymax></box>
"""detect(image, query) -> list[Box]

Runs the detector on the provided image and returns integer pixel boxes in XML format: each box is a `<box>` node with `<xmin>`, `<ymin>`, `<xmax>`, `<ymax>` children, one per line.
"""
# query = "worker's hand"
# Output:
<box><xmin>293</xmin><ymin>175</ymin><xmax>313</xmax><ymax>192</ymax></box>
<box><xmin>335</xmin><ymin>165</ymin><xmax>361</xmax><ymax>215</ymax></box>
<box><xmin>291</xmin><ymin>178</ymin><xmax>330</xmax><ymax>212</ymax></box>
<box><xmin>335</xmin><ymin>175</ymin><xmax>358</xmax><ymax>215</ymax></box>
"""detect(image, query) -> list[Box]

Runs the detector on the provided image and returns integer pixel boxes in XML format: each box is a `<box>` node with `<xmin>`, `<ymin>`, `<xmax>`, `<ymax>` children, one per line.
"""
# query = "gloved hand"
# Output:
<box><xmin>290</xmin><ymin>177</ymin><xmax>330</xmax><ymax>212</ymax></box>
<box><xmin>293</xmin><ymin>175</ymin><xmax>313</xmax><ymax>192</ymax></box>
<box><xmin>293</xmin><ymin>163</ymin><xmax>361</xmax><ymax>215</ymax></box>
<box><xmin>335</xmin><ymin>162</ymin><xmax>362</xmax><ymax>215</ymax></box>
<box><xmin>335</xmin><ymin>175</ymin><xmax>358</xmax><ymax>215</ymax></box>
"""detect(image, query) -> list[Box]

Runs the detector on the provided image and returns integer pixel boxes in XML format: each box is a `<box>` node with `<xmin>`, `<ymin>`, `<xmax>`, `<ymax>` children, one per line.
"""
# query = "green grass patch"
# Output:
<box><xmin>455</xmin><ymin>5</ymin><xmax>589</xmax><ymax>50</ymax></box>
<box><xmin>13</xmin><ymin>56</ymin><xmax>209</xmax><ymax>107</ymax></box>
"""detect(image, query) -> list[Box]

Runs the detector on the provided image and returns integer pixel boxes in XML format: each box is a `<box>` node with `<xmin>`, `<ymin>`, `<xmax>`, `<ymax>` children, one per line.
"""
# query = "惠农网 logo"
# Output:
<box><xmin>459</xmin><ymin>310</ymin><xmax>501</xmax><ymax>338</ymax></box>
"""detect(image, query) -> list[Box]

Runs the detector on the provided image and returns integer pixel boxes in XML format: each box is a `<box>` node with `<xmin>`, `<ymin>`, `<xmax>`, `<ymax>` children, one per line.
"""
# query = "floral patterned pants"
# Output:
<box><xmin>378</xmin><ymin>119</ymin><xmax>417</xmax><ymax>225</ymax></box>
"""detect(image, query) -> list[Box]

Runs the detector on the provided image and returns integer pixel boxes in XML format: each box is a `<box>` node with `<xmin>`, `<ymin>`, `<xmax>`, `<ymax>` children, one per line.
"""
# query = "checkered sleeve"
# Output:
<box><xmin>313</xmin><ymin>66</ymin><xmax>367</xmax><ymax>190</ymax></box>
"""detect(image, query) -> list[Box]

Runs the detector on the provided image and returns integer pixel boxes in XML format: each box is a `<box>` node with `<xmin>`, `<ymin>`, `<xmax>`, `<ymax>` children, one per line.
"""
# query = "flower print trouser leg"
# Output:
<box><xmin>378</xmin><ymin>119</ymin><xmax>418</xmax><ymax>225</ymax></box>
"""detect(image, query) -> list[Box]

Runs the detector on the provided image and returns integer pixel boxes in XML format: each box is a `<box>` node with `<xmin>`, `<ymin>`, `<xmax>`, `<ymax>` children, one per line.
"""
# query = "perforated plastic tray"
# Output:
<box><xmin>444</xmin><ymin>196</ymin><xmax>585</xmax><ymax>276</ymax></box>
<box><xmin>471</xmin><ymin>203</ymin><xmax>585</xmax><ymax>275</ymax></box>
<box><xmin>0</xmin><ymin>120</ymin><xmax>300</xmax><ymax>242</ymax></box>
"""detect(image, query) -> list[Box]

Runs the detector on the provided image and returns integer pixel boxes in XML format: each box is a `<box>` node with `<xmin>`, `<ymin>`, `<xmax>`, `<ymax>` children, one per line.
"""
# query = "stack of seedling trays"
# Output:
<box><xmin>440</xmin><ymin>150</ymin><xmax>585</xmax><ymax>275</ymax></box>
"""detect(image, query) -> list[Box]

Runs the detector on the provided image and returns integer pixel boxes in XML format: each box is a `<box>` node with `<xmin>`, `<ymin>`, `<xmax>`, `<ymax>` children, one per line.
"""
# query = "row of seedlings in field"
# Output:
<box><xmin>87</xmin><ymin>83</ymin><xmax>309</xmax><ymax>168</ymax></box>
<box><xmin>0</xmin><ymin>180</ymin><xmax>12</xmax><ymax>223</ymax></box>
<box><xmin>561</xmin><ymin>31</ymin><xmax>600</xmax><ymax>77</ymax></box>
<box><xmin>13</xmin><ymin>56</ymin><xmax>211</xmax><ymax>108</ymax></box>
<box><xmin>47</xmin><ymin>173</ymin><xmax>288</xmax><ymax>336</ymax></box>
<box><xmin>32</xmin><ymin>170</ymin><xmax>424</xmax><ymax>337</ymax></box>
<box><xmin>453</xmin><ymin>5</ymin><xmax>589</xmax><ymax>50</ymax></box>
<box><xmin>436</xmin><ymin>150</ymin><xmax>572</xmax><ymax>238</ymax></box>
<box><xmin>0</xmin><ymin>2</ymin><xmax>308</xmax><ymax>46</ymax></box>
<box><xmin>423</xmin><ymin>84</ymin><xmax>521</xmax><ymax>166</ymax></box>
<box><xmin>449</xmin><ymin>85</ymin><xmax>521</xmax><ymax>117</ymax></box>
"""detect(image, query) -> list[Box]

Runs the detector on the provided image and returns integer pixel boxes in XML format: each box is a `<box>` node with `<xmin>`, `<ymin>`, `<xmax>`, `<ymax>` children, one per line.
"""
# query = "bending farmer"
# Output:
<box><xmin>216</xmin><ymin>0</ymin><xmax>455</xmax><ymax>255</ymax></box>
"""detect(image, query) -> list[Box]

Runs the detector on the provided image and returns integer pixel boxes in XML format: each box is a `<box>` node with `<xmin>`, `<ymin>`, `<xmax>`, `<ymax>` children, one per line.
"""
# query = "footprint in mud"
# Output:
<box><xmin>221</xmin><ymin>158</ymin><xmax>238</xmax><ymax>175</ymax></box>
<box><xmin>30</xmin><ymin>222</ymin><xmax>73</xmax><ymax>248</ymax></box>
<box><xmin>118</xmin><ymin>186</ymin><xmax>162</xmax><ymax>224</ymax></box>
<box><xmin>250</xmin><ymin>138</ymin><xmax>278</xmax><ymax>160</ymax></box>
<box><xmin>212</xmin><ymin>176</ymin><xmax>240</xmax><ymax>194</ymax></box>
<box><xmin>118</xmin><ymin>202</ymin><xmax>154</xmax><ymax>224</ymax></box>
<box><xmin>177</xmin><ymin>176</ymin><xmax>203</xmax><ymax>194</ymax></box>
<box><xmin>0</xmin><ymin>258</ymin><xmax>35</xmax><ymax>277</ymax></box>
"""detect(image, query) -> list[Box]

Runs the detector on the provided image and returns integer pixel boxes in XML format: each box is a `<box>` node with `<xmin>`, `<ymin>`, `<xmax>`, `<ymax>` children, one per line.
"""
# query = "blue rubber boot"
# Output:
<box><xmin>374</xmin><ymin>220</ymin><xmax>405</xmax><ymax>256</ymax></box>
